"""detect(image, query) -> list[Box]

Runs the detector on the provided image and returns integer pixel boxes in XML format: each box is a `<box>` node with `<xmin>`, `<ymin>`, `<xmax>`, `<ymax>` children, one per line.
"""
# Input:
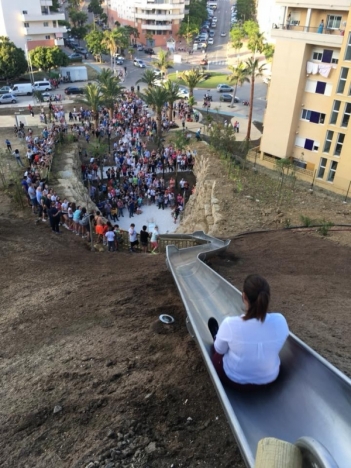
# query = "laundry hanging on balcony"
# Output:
<box><xmin>306</xmin><ymin>61</ymin><xmax>319</xmax><ymax>74</ymax></box>
<box><xmin>318</xmin><ymin>64</ymin><xmax>332</xmax><ymax>78</ymax></box>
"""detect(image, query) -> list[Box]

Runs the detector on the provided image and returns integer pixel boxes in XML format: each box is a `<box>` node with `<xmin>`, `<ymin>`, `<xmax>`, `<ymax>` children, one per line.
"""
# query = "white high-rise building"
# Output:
<box><xmin>106</xmin><ymin>0</ymin><xmax>187</xmax><ymax>47</ymax></box>
<box><xmin>256</xmin><ymin>0</ymin><xmax>285</xmax><ymax>43</ymax></box>
<box><xmin>0</xmin><ymin>0</ymin><xmax>67</xmax><ymax>51</ymax></box>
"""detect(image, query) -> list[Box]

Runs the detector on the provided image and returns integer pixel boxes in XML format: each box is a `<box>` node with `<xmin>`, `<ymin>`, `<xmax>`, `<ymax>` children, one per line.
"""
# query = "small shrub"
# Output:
<box><xmin>284</xmin><ymin>218</ymin><xmax>291</xmax><ymax>228</ymax></box>
<box><xmin>318</xmin><ymin>219</ymin><xmax>334</xmax><ymax>236</ymax></box>
<box><xmin>300</xmin><ymin>215</ymin><xmax>313</xmax><ymax>227</ymax></box>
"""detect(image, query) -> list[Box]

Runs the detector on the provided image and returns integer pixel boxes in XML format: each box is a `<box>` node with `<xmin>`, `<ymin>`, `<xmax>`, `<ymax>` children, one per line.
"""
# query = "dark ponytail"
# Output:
<box><xmin>242</xmin><ymin>274</ymin><xmax>270</xmax><ymax>322</ymax></box>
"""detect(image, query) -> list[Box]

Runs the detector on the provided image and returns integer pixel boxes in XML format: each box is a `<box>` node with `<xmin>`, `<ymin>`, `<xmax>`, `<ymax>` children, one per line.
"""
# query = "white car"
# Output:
<box><xmin>220</xmin><ymin>32</ymin><xmax>227</xmax><ymax>37</ymax></box>
<box><xmin>177</xmin><ymin>87</ymin><xmax>189</xmax><ymax>99</ymax></box>
<box><xmin>212</xmin><ymin>17</ymin><xmax>217</xmax><ymax>21</ymax></box>
<box><xmin>133</xmin><ymin>59</ymin><xmax>146</xmax><ymax>68</ymax></box>
<box><xmin>0</xmin><ymin>93</ymin><xmax>17</xmax><ymax>104</ymax></box>
<box><xmin>208</xmin><ymin>37</ymin><xmax>214</xmax><ymax>45</ymax></box>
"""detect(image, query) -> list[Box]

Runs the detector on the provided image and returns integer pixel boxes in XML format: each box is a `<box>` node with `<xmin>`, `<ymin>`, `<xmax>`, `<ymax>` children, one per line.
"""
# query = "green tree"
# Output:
<box><xmin>0</xmin><ymin>36</ymin><xmax>27</xmax><ymax>80</ymax></box>
<box><xmin>209</xmin><ymin>124</ymin><xmax>236</xmax><ymax>158</ymax></box>
<box><xmin>97</xmin><ymin>68</ymin><xmax>124</xmax><ymax>118</ymax></box>
<box><xmin>227</xmin><ymin>62</ymin><xmax>249</xmax><ymax>107</ymax></box>
<box><xmin>67</xmin><ymin>0</ymin><xmax>80</xmax><ymax>8</ymax></box>
<box><xmin>263</xmin><ymin>43</ymin><xmax>275</xmax><ymax>62</ymax></box>
<box><xmin>242</xmin><ymin>20</ymin><xmax>259</xmax><ymax>36</ymax></box>
<box><xmin>236</xmin><ymin>0</ymin><xmax>256</xmax><ymax>22</ymax></box>
<box><xmin>138</xmin><ymin>87</ymin><xmax>170</xmax><ymax>136</ymax></box>
<box><xmin>71</xmin><ymin>26</ymin><xmax>90</xmax><ymax>41</ymax></box>
<box><xmin>124</xmin><ymin>26</ymin><xmax>139</xmax><ymax>44</ymax></box>
<box><xmin>247</xmin><ymin>31</ymin><xmax>266</xmax><ymax>55</ymax></box>
<box><xmin>244</xmin><ymin>57</ymin><xmax>266</xmax><ymax>141</ymax></box>
<box><xmin>178</xmin><ymin>20</ymin><xmax>199</xmax><ymax>45</ymax></box>
<box><xmin>85</xmin><ymin>29</ymin><xmax>106</xmax><ymax>62</ymax></box>
<box><xmin>69</xmin><ymin>10</ymin><xmax>88</xmax><ymax>27</ymax></box>
<box><xmin>179</xmin><ymin>68</ymin><xmax>204</xmax><ymax>98</ymax></box>
<box><xmin>51</xmin><ymin>0</ymin><xmax>61</xmax><ymax>12</ymax></box>
<box><xmin>78</xmin><ymin>83</ymin><xmax>103</xmax><ymax>129</ymax></box>
<box><xmin>136</xmin><ymin>69</ymin><xmax>157</xmax><ymax>89</ymax></box>
<box><xmin>152</xmin><ymin>50</ymin><xmax>173</xmax><ymax>76</ymax></box>
<box><xmin>88</xmin><ymin>0</ymin><xmax>103</xmax><ymax>15</ymax></box>
<box><xmin>102</xmin><ymin>29</ymin><xmax>118</xmax><ymax>67</ymax></box>
<box><xmin>230</xmin><ymin>25</ymin><xmax>244</xmax><ymax>52</ymax></box>
<box><xmin>162</xmin><ymin>80</ymin><xmax>180</xmax><ymax>121</ymax></box>
<box><xmin>29</xmin><ymin>46</ymin><xmax>69</xmax><ymax>72</ymax></box>
<box><xmin>145</xmin><ymin>31</ymin><xmax>154</xmax><ymax>46</ymax></box>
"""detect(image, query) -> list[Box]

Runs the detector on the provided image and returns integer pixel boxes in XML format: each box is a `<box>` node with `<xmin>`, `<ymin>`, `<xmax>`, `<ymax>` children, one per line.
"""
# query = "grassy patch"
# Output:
<box><xmin>168</xmin><ymin>72</ymin><xmax>230</xmax><ymax>89</ymax></box>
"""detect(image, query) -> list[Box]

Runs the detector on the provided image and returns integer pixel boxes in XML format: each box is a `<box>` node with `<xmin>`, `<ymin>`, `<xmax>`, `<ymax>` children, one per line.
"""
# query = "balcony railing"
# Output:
<box><xmin>272</xmin><ymin>23</ymin><xmax>345</xmax><ymax>36</ymax></box>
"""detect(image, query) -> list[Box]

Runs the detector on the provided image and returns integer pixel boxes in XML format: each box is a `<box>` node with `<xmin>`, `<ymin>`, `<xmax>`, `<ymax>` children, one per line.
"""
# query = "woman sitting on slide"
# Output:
<box><xmin>211</xmin><ymin>274</ymin><xmax>289</xmax><ymax>389</ymax></box>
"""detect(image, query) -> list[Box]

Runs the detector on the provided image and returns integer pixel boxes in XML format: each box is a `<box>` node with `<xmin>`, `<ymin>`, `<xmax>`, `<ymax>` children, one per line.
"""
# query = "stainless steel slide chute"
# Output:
<box><xmin>165</xmin><ymin>231</ymin><xmax>351</xmax><ymax>468</ymax></box>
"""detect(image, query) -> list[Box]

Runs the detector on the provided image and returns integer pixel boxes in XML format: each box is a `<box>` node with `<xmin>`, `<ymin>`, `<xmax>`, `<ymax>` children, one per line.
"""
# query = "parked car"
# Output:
<box><xmin>217</xmin><ymin>84</ymin><xmax>234</xmax><ymax>92</ymax></box>
<box><xmin>68</xmin><ymin>53</ymin><xmax>83</xmax><ymax>62</ymax></box>
<box><xmin>133</xmin><ymin>59</ymin><xmax>146</xmax><ymax>68</ymax></box>
<box><xmin>220</xmin><ymin>93</ymin><xmax>240</xmax><ymax>103</ymax></box>
<box><xmin>144</xmin><ymin>48</ymin><xmax>155</xmax><ymax>55</ymax></box>
<box><xmin>0</xmin><ymin>86</ymin><xmax>11</xmax><ymax>94</ymax></box>
<box><xmin>137</xmin><ymin>45</ymin><xmax>144</xmax><ymax>51</ymax></box>
<box><xmin>177</xmin><ymin>87</ymin><xmax>189</xmax><ymax>99</ymax></box>
<box><xmin>114</xmin><ymin>57</ymin><xmax>124</xmax><ymax>65</ymax></box>
<box><xmin>41</xmin><ymin>92</ymin><xmax>52</xmax><ymax>102</ymax></box>
<box><xmin>74</xmin><ymin>46</ymin><xmax>88</xmax><ymax>55</ymax></box>
<box><xmin>64</xmin><ymin>86</ymin><xmax>84</xmax><ymax>95</ymax></box>
<box><xmin>208</xmin><ymin>38</ymin><xmax>214</xmax><ymax>45</ymax></box>
<box><xmin>0</xmin><ymin>93</ymin><xmax>17</xmax><ymax>104</ymax></box>
<box><xmin>209</xmin><ymin>31</ymin><xmax>215</xmax><ymax>37</ymax></box>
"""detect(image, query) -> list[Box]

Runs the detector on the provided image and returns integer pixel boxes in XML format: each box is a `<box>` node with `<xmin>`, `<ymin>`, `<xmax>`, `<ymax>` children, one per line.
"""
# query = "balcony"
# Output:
<box><xmin>275</xmin><ymin>0</ymin><xmax>351</xmax><ymax>10</ymax></box>
<box><xmin>271</xmin><ymin>24</ymin><xmax>344</xmax><ymax>46</ymax></box>
<box><xmin>22</xmin><ymin>12</ymin><xmax>66</xmax><ymax>22</ymax></box>
<box><xmin>24</xmin><ymin>25</ymin><xmax>67</xmax><ymax>36</ymax></box>
<box><xmin>141</xmin><ymin>23</ymin><xmax>172</xmax><ymax>30</ymax></box>
<box><xmin>135</xmin><ymin>12</ymin><xmax>184</xmax><ymax>20</ymax></box>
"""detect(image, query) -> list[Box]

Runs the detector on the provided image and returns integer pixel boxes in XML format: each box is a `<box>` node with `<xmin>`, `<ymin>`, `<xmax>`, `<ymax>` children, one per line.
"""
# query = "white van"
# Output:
<box><xmin>11</xmin><ymin>83</ymin><xmax>33</xmax><ymax>96</ymax></box>
<box><xmin>33</xmin><ymin>81</ymin><xmax>52</xmax><ymax>92</ymax></box>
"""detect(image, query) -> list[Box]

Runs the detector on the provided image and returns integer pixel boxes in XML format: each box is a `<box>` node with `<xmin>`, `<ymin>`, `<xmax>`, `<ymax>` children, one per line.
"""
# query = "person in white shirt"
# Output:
<box><xmin>128</xmin><ymin>223</ymin><xmax>138</xmax><ymax>252</ymax></box>
<box><xmin>105</xmin><ymin>227</ymin><xmax>116</xmax><ymax>252</ymax></box>
<box><xmin>150</xmin><ymin>226</ymin><xmax>159</xmax><ymax>254</ymax></box>
<box><xmin>211</xmin><ymin>274</ymin><xmax>289</xmax><ymax>389</ymax></box>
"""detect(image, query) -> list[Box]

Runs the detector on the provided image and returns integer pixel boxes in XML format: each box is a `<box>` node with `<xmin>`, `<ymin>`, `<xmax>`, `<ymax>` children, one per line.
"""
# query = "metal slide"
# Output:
<box><xmin>165</xmin><ymin>232</ymin><xmax>351</xmax><ymax>468</ymax></box>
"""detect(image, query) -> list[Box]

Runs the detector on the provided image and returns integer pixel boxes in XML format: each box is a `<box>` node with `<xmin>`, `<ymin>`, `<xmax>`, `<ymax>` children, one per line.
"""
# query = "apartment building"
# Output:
<box><xmin>106</xmin><ymin>0</ymin><xmax>187</xmax><ymax>46</ymax></box>
<box><xmin>0</xmin><ymin>0</ymin><xmax>67</xmax><ymax>51</ymax></box>
<box><xmin>260</xmin><ymin>0</ymin><xmax>351</xmax><ymax>194</ymax></box>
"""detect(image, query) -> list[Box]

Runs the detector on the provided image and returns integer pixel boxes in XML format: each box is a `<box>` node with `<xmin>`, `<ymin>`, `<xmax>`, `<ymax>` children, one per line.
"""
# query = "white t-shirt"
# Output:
<box><xmin>128</xmin><ymin>227</ymin><xmax>137</xmax><ymax>242</ymax></box>
<box><xmin>105</xmin><ymin>231</ymin><xmax>115</xmax><ymax>242</ymax></box>
<box><xmin>151</xmin><ymin>229</ymin><xmax>159</xmax><ymax>242</ymax></box>
<box><xmin>214</xmin><ymin>313</ymin><xmax>289</xmax><ymax>385</ymax></box>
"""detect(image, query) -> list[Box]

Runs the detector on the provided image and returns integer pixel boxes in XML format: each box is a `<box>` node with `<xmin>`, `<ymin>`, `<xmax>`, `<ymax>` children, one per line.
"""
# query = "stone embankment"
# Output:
<box><xmin>52</xmin><ymin>143</ymin><xmax>95</xmax><ymax>209</ymax></box>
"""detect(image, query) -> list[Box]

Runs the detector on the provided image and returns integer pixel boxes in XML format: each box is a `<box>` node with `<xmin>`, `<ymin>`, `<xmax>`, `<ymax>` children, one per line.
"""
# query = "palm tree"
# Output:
<box><xmin>78</xmin><ymin>83</ymin><xmax>103</xmax><ymax>130</ymax></box>
<box><xmin>102</xmin><ymin>30</ymin><xmax>118</xmax><ymax>68</ymax></box>
<box><xmin>247</xmin><ymin>31</ymin><xmax>266</xmax><ymax>56</ymax></box>
<box><xmin>244</xmin><ymin>57</ymin><xmax>266</xmax><ymax>141</ymax></box>
<box><xmin>227</xmin><ymin>62</ymin><xmax>249</xmax><ymax>108</ymax></box>
<box><xmin>179</xmin><ymin>68</ymin><xmax>204</xmax><ymax>99</ymax></box>
<box><xmin>152</xmin><ymin>50</ymin><xmax>173</xmax><ymax>77</ymax></box>
<box><xmin>97</xmin><ymin>68</ymin><xmax>124</xmax><ymax>118</ymax></box>
<box><xmin>162</xmin><ymin>80</ymin><xmax>180</xmax><ymax>121</ymax></box>
<box><xmin>136</xmin><ymin>69</ymin><xmax>157</xmax><ymax>89</ymax></box>
<box><xmin>138</xmin><ymin>87</ymin><xmax>170</xmax><ymax>136</ymax></box>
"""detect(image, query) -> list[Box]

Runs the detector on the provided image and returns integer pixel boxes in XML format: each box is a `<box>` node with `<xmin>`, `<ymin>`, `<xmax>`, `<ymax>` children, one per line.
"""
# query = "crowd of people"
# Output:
<box><xmin>12</xmin><ymin>88</ymin><xmax>196</xmax><ymax>252</ymax></box>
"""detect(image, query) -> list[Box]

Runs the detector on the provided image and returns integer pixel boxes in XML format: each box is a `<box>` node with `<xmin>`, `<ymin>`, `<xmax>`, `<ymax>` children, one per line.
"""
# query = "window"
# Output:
<box><xmin>321</xmin><ymin>49</ymin><xmax>333</xmax><ymax>63</ymax></box>
<box><xmin>45</xmin><ymin>35</ymin><xmax>51</xmax><ymax>39</ymax></box>
<box><xmin>330</xmin><ymin>100</ymin><xmax>341</xmax><ymax>124</ymax></box>
<box><xmin>334</xmin><ymin>133</ymin><xmax>345</xmax><ymax>156</ymax></box>
<box><xmin>53</xmin><ymin>21</ymin><xmax>57</xmax><ymax>27</ymax></box>
<box><xmin>316</xmin><ymin>81</ymin><xmax>326</xmax><ymax>94</ymax></box>
<box><xmin>22</xmin><ymin>10</ymin><xmax>28</xmax><ymax>14</ymax></box>
<box><xmin>337</xmin><ymin>67</ymin><xmax>349</xmax><ymax>93</ymax></box>
<box><xmin>43</xmin><ymin>22</ymin><xmax>49</xmax><ymax>27</ymax></box>
<box><xmin>301</xmin><ymin>109</ymin><xmax>325</xmax><ymax>124</ymax></box>
<box><xmin>327</xmin><ymin>161</ymin><xmax>338</xmax><ymax>182</ymax></box>
<box><xmin>317</xmin><ymin>157</ymin><xmax>328</xmax><ymax>178</ymax></box>
<box><xmin>323</xmin><ymin>130</ymin><xmax>334</xmax><ymax>153</ymax></box>
<box><xmin>326</xmin><ymin>15</ymin><xmax>342</xmax><ymax>29</ymax></box>
<box><xmin>301</xmin><ymin>109</ymin><xmax>311</xmax><ymax>120</ymax></box>
<box><xmin>24</xmin><ymin>22</ymin><xmax>29</xmax><ymax>27</ymax></box>
<box><xmin>313</xmin><ymin>51</ymin><xmax>322</xmax><ymax>61</ymax></box>
<box><xmin>341</xmin><ymin>103</ymin><xmax>351</xmax><ymax>127</ymax></box>
<box><xmin>345</xmin><ymin>33</ymin><xmax>351</xmax><ymax>61</ymax></box>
